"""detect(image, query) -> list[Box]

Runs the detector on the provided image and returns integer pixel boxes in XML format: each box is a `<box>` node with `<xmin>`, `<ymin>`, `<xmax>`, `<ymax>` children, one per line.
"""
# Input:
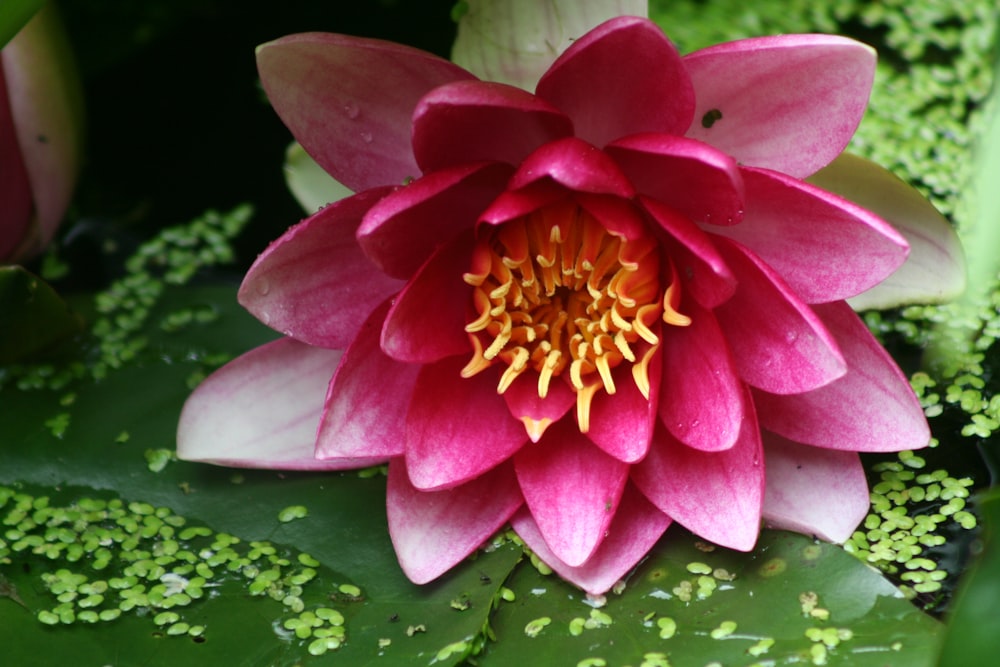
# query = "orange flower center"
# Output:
<box><xmin>461</xmin><ymin>200</ymin><xmax>690</xmax><ymax>434</ymax></box>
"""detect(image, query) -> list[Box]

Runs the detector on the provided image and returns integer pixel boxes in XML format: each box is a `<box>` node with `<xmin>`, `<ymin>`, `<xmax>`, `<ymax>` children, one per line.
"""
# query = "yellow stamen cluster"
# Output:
<box><xmin>461</xmin><ymin>201</ymin><xmax>688</xmax><ymax>433</ymax></box>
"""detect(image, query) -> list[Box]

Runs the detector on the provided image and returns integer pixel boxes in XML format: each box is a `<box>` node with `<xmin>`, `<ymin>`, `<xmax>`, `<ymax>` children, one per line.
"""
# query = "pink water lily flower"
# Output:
<box><xmin>179</xmin><ymin>16</ymin><xmax>936</xmax><ymax>594</ymax></box>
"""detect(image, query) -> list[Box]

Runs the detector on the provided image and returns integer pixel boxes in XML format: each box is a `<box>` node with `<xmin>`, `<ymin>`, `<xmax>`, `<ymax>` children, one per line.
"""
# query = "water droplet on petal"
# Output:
<box><xmin>785</xmin><ymin>330</ymin><xmax>799</xmax><ymax>343</ymax></box>
<box><xmin>360</xmin><ymin>131</ymin><xmax>373</xmax><ymax>144</ymax></box>
<box><xmin>343</xmin><ymin>103</ymin><xmax>360</xmax><ymax>119</ymax></box>
<box><xmin>255</xmin><ymin>278</ymin><xmax>270</xmax><ymax>296</ymax></box>
<box><xmin>259</xmin><ymin>311</ymin><xmax>271</xmax><ymax>325</ymax></box>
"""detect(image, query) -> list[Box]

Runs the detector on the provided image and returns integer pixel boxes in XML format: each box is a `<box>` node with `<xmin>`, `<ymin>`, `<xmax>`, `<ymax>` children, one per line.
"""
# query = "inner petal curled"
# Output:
<box><xmin>462</xmin><ymin>200</ymin><xmax>686</xmax><ymax>435</ymax></box>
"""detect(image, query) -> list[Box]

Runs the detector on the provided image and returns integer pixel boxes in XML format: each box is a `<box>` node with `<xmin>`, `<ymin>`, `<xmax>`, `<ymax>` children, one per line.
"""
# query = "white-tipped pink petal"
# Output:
<box><xmin>712</xmin><ymin>238</ymin><xmax>847</xmax><ymax>393</ymax></box>
<box><xmin>406</xmin><ymin>356</ymin><xmax>527</xmax><ymax>490</ymax></box>
<box><xmin>753</xmin><ymin>300</ymin><xmax>930</xmax><ymax>452</ymax></box>
<box><xmin>711</xmin><ymin>167</ymin><xmax>909</xmax><ymax>303</ymax></box>
<box><xmin>511</xmin><ymin>483</ymin><xmax>671</xmax><ymax>595</ymax></box>
<box><xmin>633</xmin><ymin>413</ymin><xmax>763</xmax><ymax>551</ymax></box>
<box><xmin>256</xmin><ymin>32</ymin><xmax>473</xmax><ymax>192</ymax></box>
<box><xmin>586</xmin><ymin>360</ymin><xmax>659</xmax><ymax>463</ymax></box>
<box><xmin>762</xmin><ymin>432</ymin><xmax>870</xmax><ymax>543</ymax></box>
<box><xmin>177</xmin><ymin>337</ymin><xmax>382</xmax><ymax>470</ymax></box>
<box><xmin>684</xmin><ymin>34</ymin><xmax>875</xmax><ymax>178</ymax></box>
<box><xmin>641</xmin><ymin>196</ymin><xmax>737</xmax><ymax>309</ymax></box>
<box><xmin>503</xmin><ymin>374</ymin><xmax>576</xmax><ymax>443</ymax></box>
<box><xmin>239</xmin><ymin>187</ymin><xmax>402</xmax><ymax>349</ymax></box>
<box><xmin>381</xmin><ymin>231</ymin><xmax>474</xmax><ymax>363</ymax></box>
<box><xmin>451</xmin><ymin>0</ymin><xmax>648</xmax><ymax>90</ymax></box>
<box><xmin>514</xmin><ymin>421</ymin><xmax>629</xmax><ymax>566</ymax></box>
<box><xmin>357</xmin><ymin>161</ymin><xmax>512</xmax><ymax>279</ymax></box>
<box><xmin>606</xmin><ymin>133</ymin><xmax>744</xmax><ymax>226</ymax></box>
<box><xmin>537</xmin><ymin>16</ymin><xmax>694</xmax><ymax>146</ymax></box>
<box><xmin>1</xmin><ymin>3</ymin><xmax>84</xmax><ymax>261</ymax></box>
<box><xmin>316</xmin><ymin>300</ymin><xmax>415</xmax><ymax>460</ymax></box>
<box><xmin>412</xmin><ymin>80</ymin><xmax>572</xmax><ymax>172</ymax></box>
<box><xmin>387</xmin><ymin>460</ymin><xmax>523</xmax><ymax>584</ymax></box>
<box><xmin>658</xmin><ymin>300</ymin><xmax>744</xmax><ymax>451</ymax></box>
<box><xmin>807</xmin><ymin>153</ymin><xmax>966</xmax><ymax>309</ymax></box>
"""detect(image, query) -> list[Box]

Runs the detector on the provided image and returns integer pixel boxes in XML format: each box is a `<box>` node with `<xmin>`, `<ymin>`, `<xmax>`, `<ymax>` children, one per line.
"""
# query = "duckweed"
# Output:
<box><xmin>1</xmin><ymin>485</ymin><xmax>350</xmax><ymax>656</ymax></box>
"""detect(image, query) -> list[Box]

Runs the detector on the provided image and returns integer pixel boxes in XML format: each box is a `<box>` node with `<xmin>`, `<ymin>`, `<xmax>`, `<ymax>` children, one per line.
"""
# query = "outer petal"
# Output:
<box><xmin>239</xmin><ymin>187</ymin><xmax>401</xmax><ymax>348</ymax></box>
<box><xmin>451</xmin><ymin>0</ymin><xmax>648</xmax><ymax>90</ymax></box>
<box><xmin>381</xmin><ymin>231</ymin><xmax>473</xmax><ymax>363</ymax></box>
<box><xmin>712</xmin><ymin>238</ymin><xmax>847</xmax><ymax>394</ymax></box>
<box><xmin>177</xmin><ymin>337</ymin><xmax>383</xmax><ymax>470</ymax></box>
<box><xmin>406</xmin><ymin>356</ymin><xmax>527</xmax><ymax>490</ymax></box>
<box><xmin>658</xmin><ymin>300</ymin><xmax>744</xmax><ymax>451</ymax></box>
<box><xmin>684</xmin><ymin>34</ymin><xmax>875</xmax><ymax>178</ymax></box>
<box><xmin>256</xmin><ymin>32</ymin><xmax>474</xmax><ymax>192</ymax></box>
<box><xmin>606</xmin><ymin>133</ymin><xmax>745</xmax><ymax>226</ymax></box>
<box><xmin>762</xmin><ymin>432</ymin><xmax>869</xmax><ymax>543</ymax></box>
<box><xmin>633</xmin><ymin>410</ymin><xmax>764</xmax><ymax>551</ymax></box>
<box><xmin>387</xmin><ymin>460</ymin><xmax>523</xmax><ymax>584</ymax></box>
<box><xmin>587</xmin><ymin>358</ymin><xmax>659</xmax><ymax>463</ymax></box>
<box><xmin>1</xmin><ymin>2</ymin><xmax>83</xmax><ymax>259</ymax></box>
<box><xmin>503</xmin><ymin>373</ymin><xmax>576</xmax><ymax>442</ymax></box>
<box><xmin>316</xmin><ymin>300</ymin><xmax>416</xmax><ymax>460</ymax></box>
<box><xmin>358</xmin><ymin>161</ymin><xmax>512</xmax><ymax>279</ymax></box>
<box><xmin>412</xmin><ymin>80</ymin><xmax>572</xmax><ymax>173</ymax></box>
<box><xmin>514</xmin><ymin>420</ymin><xmax>629</xmax><ymax>566</ymax></box>
<box><xmin>807</xmin><ymin>153</ymin><xmax>966</xmax><ymax>309</ymax></box>
<box><xmin>511</xmin><ymin>483</ymin><xmax>670</xmax><ymax>595</ymax></box>
<box><xmin>711</xmin><ymin>167</ymin><xmax>908</xmax><ymax>303</ymax></box>
<box><xmin>753</xmin><ymin>300</ymin><xmax>930</xmax><ymax>452</ymax></box>
<box><xmin>640</xmin><ymin>196</ymin><xmax>737</xmax><ymax>308</ymax></box>
<box><xmin>537</xmin><ymin>16</ymin><xmax>694</xmax><ymax>146</ymax></box>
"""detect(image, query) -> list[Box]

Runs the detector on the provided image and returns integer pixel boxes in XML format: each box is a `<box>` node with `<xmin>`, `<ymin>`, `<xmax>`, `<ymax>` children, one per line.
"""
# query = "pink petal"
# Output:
<box><xmin>239</xmin><ymin>187</ymin><xmax>402</xmax><ymax>348</ymax></box>
<box><xmin>315</xmin><ymin>299</ymin><xmax>416</xmax><ymax>460</ymax></box>
<box><xmin>762</xmin><ymin>432</ymin><xmax>869</xmax><ymax>543</ymax></box>
<box><xmin>357</xmin><ymin>161</ymin><xmax>512</xmax><ymax>279</ymax></box>
<box><xmin>586</xmin><ymin>353</ymin><xmax>659</xmax><ymax>463</ymax></box>
<box><xmin>256</xmin><ymin>32</ymin><xmax>473</xmax><ymax>192</ymax></box>
<box><xmin>177</xmin><ymin>337</ymin><xmax>383</xmax><ymax>470</ymax></box>
<box><xmin>536</xmin><ymin>16</ymin><xmax>694</xmax><ymax>146</ymax></box>
<box><xmin>808</xmin><ymin>153</ymin><xmax>967</xmax><ymax>309</ymax></box>
<box><xmin>503</xmin><ymin>374</ymin><xmax>576</xmax><ymax>443</ymax></box>
<box><xmin>507</xmin><ymin>137</ymin><xmax>635</xmax><ymax>197</ymax></box>
<box><xmin>510</xmin><ymin>483</ymin><xmax>671</xmax><ymax>595</ymax></box>
<box><xmin>514</xmin><ymin>421</ymin><xmax>629</xmax><ymax>566</ymax></box>
<box><xmin>683</xmin><ymin>34</ymin><xmax>875</xmax><ymax>178</ymax></box>
<box><xmin>405</xmin><ymin>356</ymin><xmax>527</xmax><ymax>490</ymax></box>
<box><xmin>658</xmin><ymin>300</ymin><xmax>745</xmax><ymax>451</ymax></box>
<box><xmin>606</xmin><ymin>133</ymin><xmax>745</xmax><ymax>226</ymax></box>
<box><xmin>387</xmin><ymin>459</ymin><xmax>523</xmax><ymax>584</ymax></box>
<box><xmin>640</xmin><ymin>196</ymin><xmax>737</xmax><ymax>309</ymax></box>
<box><xmin>753</xmin><ymin>300</ymin><xmax>930</xmax><ymax>452</ymax></box>
<box><xmin>632</xmin><ymin>414</ymin><xmax>763</xmax><ymax>551</ymax></box>
<box><xmin>712</xmin><ymin>238</ymin><xmax>847</xmax><ymax>394</ymax></box>
<box><xmin>412</xmin><ymin>80</ymin><xmax>572</xmax><ymax>172</ymax></box>
<box><xmin>710</xmin><ymin>167</ymin><xmax>908</xmax><ymax>303</ymax></box>
<box><xmin>381</xmin><ymin>231</ymin><xmax>474</xmax><ymax>363</ymax></box>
